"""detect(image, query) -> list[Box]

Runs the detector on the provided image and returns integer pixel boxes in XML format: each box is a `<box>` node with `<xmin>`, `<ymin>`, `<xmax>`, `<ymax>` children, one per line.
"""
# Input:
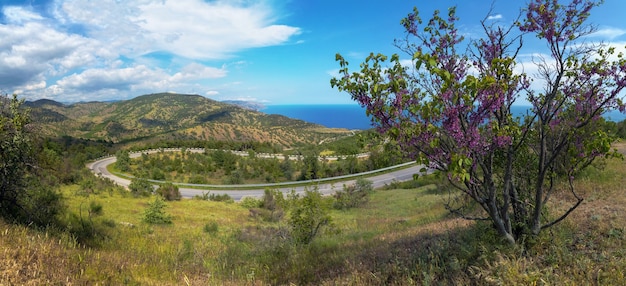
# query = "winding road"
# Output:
<box><xmin>87</xmin><ymin>150</ymin><xmax>425</xmax><ymax>201</ymax></box>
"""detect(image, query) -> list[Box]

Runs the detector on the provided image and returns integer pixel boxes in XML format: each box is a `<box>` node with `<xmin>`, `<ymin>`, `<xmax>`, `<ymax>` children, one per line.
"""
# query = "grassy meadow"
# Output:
<box><xmin>1</xmin><ymin>144</ymin><xmax>626</xmax><ymax>285</ymax></box>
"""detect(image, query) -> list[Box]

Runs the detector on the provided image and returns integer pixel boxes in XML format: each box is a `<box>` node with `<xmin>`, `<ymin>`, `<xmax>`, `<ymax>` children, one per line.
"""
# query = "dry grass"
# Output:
<box><xmin>2</xmin><ymin>148</ymin><xmax>626</xmax><ymax>284</ymax></box>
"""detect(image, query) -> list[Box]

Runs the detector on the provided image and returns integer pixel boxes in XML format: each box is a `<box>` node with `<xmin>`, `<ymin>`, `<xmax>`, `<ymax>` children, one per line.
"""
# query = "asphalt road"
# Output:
<box><xmin>87</xmin><ymin>153</ymin><xmax>425</xmax><ymax>201</ymax></box>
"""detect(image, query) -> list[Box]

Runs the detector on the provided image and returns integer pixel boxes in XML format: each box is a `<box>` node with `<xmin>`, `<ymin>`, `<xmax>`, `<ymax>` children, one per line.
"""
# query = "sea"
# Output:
<box><xmin>261</xmin><ymin>105</ymin><xmax>626</xmax><ymax>130</ymax></box>
<box><xmin>262</xmin><ymin>105</ymin><xmax>374</xmax><ymax>130</ymax></box>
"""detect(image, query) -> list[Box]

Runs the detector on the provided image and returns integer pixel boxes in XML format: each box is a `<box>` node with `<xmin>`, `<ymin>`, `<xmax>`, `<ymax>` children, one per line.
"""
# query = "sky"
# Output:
<box><xmin>1</xmin><ymin>0</ymin><xmax>625</xmax><ymax>105</ymax></box>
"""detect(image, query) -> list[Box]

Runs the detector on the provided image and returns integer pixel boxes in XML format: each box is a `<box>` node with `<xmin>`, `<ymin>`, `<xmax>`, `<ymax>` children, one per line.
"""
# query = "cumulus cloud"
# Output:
<box><xmin>0</xmin><ymin>20</ymin><xmax>91</xmax><ymax>87</ymax></box>
<box><xmin>2</xmin><ymin>6</ymin><xmax>44</xmax><ymax>23</ymax></box>
<box><xmin>487</xmin><ymin>14</ymin><xmax>503</xmax><ymax>20</ymax></box>
<box><xmin>56</xmin><ymin>0</ymin><xmax>301</xmax><ymax>59</ymax></box>
<box><xmin>171</xmin><ymin>63</ymin><xmax>227</xmax><ymax>81</ymax></box>
<box><xmin>0</xmin><ymin>0</ymin><xmax>300</xmax><ymax>102</ymax></box>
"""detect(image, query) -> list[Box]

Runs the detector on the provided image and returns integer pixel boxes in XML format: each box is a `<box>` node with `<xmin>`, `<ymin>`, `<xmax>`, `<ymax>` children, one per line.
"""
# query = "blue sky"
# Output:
<box><xmin>1</xmin><ymin>0</ymin><xmax>625</xmax><ymax>105</ymax></box>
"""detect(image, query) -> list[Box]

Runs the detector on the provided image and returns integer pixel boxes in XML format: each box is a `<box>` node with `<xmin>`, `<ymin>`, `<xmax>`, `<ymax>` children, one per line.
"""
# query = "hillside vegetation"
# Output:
<box><xmin>1</xmin><ymin>149</ymin><xmax>625</xmax><ymax>284</ymax></box>
<box><xmin>26</xmin><ymin>93</ymin><xmax>352</xmax><ymax>147</ymax></box>
<box><xmin>2</xmin><ymin>92</ymin><xmax>626</xmax><ymax>284</ymax></box>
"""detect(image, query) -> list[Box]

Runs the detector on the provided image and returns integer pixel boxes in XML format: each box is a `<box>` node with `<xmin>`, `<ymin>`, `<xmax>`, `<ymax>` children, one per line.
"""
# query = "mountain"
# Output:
<box><xmin>221</xmin><ymin>100</ymin><xmax>265</xmax><ymax>111</ymax></box>
<box><xmin>26</xmin><ymin>93</ymin><xmax>351</xmax><ymax>147</ymax></box>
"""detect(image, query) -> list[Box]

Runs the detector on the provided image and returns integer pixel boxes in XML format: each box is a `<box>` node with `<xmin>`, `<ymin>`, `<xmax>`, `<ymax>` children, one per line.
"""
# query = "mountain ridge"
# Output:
<box><xmin>25</xmin><ymin>93</ymin><xmax>351</xmax><ymax>147</ymax></box>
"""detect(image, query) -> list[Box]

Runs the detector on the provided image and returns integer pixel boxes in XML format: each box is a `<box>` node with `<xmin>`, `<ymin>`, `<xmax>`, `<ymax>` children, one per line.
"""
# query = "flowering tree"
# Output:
<box><xmin>331</xmin><ymin>0</ymin><xmax>626</xmax><ymax>244</ymax></box>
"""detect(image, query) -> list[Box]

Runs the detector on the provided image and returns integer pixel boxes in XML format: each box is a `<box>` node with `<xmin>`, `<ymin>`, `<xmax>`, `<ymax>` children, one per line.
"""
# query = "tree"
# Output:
<box><xmin>115</xmin><ymin>149</ymin><xmax>131</xmax><ymax>172</ymax></box>
<box><xmin>0</xmin><ymin>94</ymin><xmax>64</xmax><ymax>226</ymax></box>
<box><xmin>142</xmin><ymin>196</ymin><xmax>172</xmax><ymax>224</ymax></box>
<box><xmin>288</xmin><ymin>189</ymin><xmax>331</xmax><ymax>245</ymax></box>
<box><xmin>331</xmin><ymin>1</ymin><xmax>626</xmax><ymax>245</ymax></box>
<box><xmin>129</xmin><ymin>177</ymin><xmax>153</xmax><ymax>197</ymax></box>
<box><xmin>299</xmin><ymin>152</ymin><xmax>321</xmax><ymax>180</ymax></box>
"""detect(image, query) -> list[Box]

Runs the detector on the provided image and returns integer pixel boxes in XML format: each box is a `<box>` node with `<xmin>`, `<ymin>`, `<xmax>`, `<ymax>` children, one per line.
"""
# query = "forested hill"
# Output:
<box><xmin>25</xmin><ymin>93</ymin><xmax>351</xmax><ymax>147</ymax></box>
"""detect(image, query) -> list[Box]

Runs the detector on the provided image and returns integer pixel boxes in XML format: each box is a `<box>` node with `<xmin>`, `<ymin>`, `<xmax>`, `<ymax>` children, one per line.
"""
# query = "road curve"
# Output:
<box><xmin>87</xmin><ymin>153</ymin><xmax>425</xmax><ymax>201</ymax></box>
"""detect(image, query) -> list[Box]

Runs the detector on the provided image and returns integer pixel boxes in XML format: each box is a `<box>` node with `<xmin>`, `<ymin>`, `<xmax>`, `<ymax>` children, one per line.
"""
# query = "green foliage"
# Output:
<box><xmin>115</xmin><ymin>150</ymin><xmax>130</xmax><ymax>172</ymax></box>
<box><xmin>193</xmin><ymin>192</ymin><xmax>234</xmax><ymax>203</ymax></box>
<box><xmin>150</xmin><ymin>167</ymin><xmax>166</xmax><ymax>180</ymax></box>
<box><xmin>62</xmin><ymin>199</ymin><xmax>115</xmax><ymax>246</ymax></box>
<box><xmin>208</xmin><ymin>193</ymin><xmax>234</xmax><ymax>203</ymax></box>
<box><xmin>4</xmin><ymin>156</ymin><xmax>626</xmax><ymax>284</ymax></box>
<box><xmin>19</xmin><ymin>177</ymin><xmax>65</xmax><ymax>227</ymax></box>
<box><xmin>188</xmin><ymin>174</ymin><xmax>207</xmax><ymax>184</ymax></box>
<box><xmin>331</xmin><ymin>0</ymin><xmax>626</xmax><ymax>245</ymax></box>
<box><xmin>223</xmin><ymin>170</ymin><xmax>244</xmax><ymax>184</ymax></box>
<box><xmin>128</xmin><ymin>178</ymin><xmax>153</xmax><ymax>197</ymax></box>
<box><xmin>299</xmin><ymin>152</ymin><xmax>321</xmax><ymax>180</ymax></box>
<box><xmin>288</xmin><ymin>190</ymin><xmax>332</xmax><ymax>245</ymax></box>
<box><xmin>155</xmin><ymin>182</ymin><xmax>181</xmax><ymax>201</ymax></box>
<box><xmin>203</xmin><ymin>221</ymin><xmax>219</xmax><ymax>234</ymax></box>
<box><xmin>333</xmin><ymin>178</ymin><xmax>373</xmax><ymax>210</ymax></box>
<box><xmin>0</xmin><ymin>94</ymin><xmax>65</xmax><ymax>227</ymax></box>
<box><xmin>240</xmin><ymin>196</ymin><xmax>262</xmax><ymax>209</ymax></box>
<box><xmin>26</xmin><ymin>93</ymin><xmax>348</xmax><ymax>147</ymax></box>
<box><xmin>262</xmin><ymin>188</ymin><xmax>286</xmax><ymax>211</ymax></box>
<box><xmin>248</xmin><ymin>189</ymin><xmax>286</xmax><ymax>222</ymax></box>
<box><xmin>142</xmin><ymin>196</ymin><xmax>172</xmax><ymax>224</ymax></box>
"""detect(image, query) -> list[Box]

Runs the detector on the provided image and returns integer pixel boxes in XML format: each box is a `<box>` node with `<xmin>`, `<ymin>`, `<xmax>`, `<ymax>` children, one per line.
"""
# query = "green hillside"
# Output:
<box><xmin>25</xmin><ymin>93</ymin><xmax>351</xmax><ymax>147</ymax></box>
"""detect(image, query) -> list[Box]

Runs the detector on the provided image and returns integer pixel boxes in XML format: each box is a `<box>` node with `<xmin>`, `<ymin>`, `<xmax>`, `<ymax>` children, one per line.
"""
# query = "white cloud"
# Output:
<box><xmin>589</xmin><ymin>28</ymin><xmax>626</xmax><ymax>40</ymax></box>
<box><xmin>326</xmin><ymin>69</ymin><xmax>341</xmax><ymax>79</ymax></box>
<box><xmin>487</xmin><ymin>14</ymin><xmax>503</xmax><ymax>21</ymax></box>
<box><xmin>1</xmin><ymin>0</ymin><xmax>300</xmax><ymax>102</ymax></box>
<box><xmin>0</xmin><ymin>21</ymin><xmax>91</xmax><ymax>87</ymax></box>
<box><xmin>134</xmin><ymin>0</ymin><xmax>300</xmax><ymax>59</ymax></box>
<box><xmin>2</xmin><ymin>6</ymin><xmax>44</xmax><ymax>23</ymax></box>
<box><xmin>56</xmin><ymin>0</ymin><xmax>301</xmax><ymax>60</ymax></box>
<box><xmin>171</xmin><ymin>63</ymin><xmax>227</xmax><ymax>81</ymax></box>
<box><xmin>57</xmin><ymin>65</ymin><xmax>158</xmax><ymax>91</ymax></box>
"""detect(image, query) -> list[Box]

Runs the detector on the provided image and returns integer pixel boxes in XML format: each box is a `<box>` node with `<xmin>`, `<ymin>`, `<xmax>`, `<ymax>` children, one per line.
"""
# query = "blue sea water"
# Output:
<box><xmin>262</xmin><ymin>104</ymin><xmax>626</xmax><ymax>131</ymax></box>
<box><xmin>262</xmin><ymin>105</ymin><xmax>373</xmax><ymax>130</ymax></box>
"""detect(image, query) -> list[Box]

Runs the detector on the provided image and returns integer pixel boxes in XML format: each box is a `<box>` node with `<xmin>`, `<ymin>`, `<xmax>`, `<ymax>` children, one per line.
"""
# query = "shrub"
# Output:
<box><xmin>208</xmin><ymin>193</ymin><xmax>234</xmax><ymax>203</ymax></box>
<box><xmin>155</xmin><ymin>182</ymin><xmax>181</xmax><ymax>201</ymax></box>
<box><xmin>203</xmin><ymin>221</ymin><xmax>219</xmax><ymax>234</ymax></box>
<box><xmin>150</xmin><ymin>167</ymin><xmax>166</xmax><ymax>181</ymax></box>
<box><xmin>288</xmin><ymin>190</ymin><xmax>331</xmax><ymax>245</ymax></box>
<box><xmin>128</xmin><ymin>178</ymin><xmax>153</xmax><ymax>197</ymax></box>
<box><xmin>240</xmin><ymin>196</ymin><xmax>262</xmax><ymax>209</ymax></box>
<box><xmin>188</xmin><ymin>175</ymin><xmax>207</xmax><ymax>184</ymax></box>
<box><xmin>333</xmin><ymin>178</ymin><xmax>373</xmax><ymax>210</ymax></box>
<box><xmin>261</xmin><ymin>189</ymin><xmax>286</xmax><ymax>211</ymax></box>
<box><xmin>142</xmin><ymin>196</ymin><xmax>172</xmax><ymax>224</ymax></box>
<box><xmin>193</xmin><ymin>192</ymin><xmax>234</xmax><ymax>203</ymax></box>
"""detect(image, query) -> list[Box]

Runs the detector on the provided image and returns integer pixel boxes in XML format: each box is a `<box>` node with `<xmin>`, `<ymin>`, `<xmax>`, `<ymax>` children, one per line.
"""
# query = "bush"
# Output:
<box><xmin>128</xmin><ymin>178</ymin><xmax>153</xmax><ymax>197</ymax></box>
<box><xmin>188</xmin><ymin>175</ymin><xmax>207</xmax><ymax>184</ymax></box>
<box><xmin>142</xmin><ymin>196</ymin><xmax>172</xmax><ymax>224</ymax></box>
<box><xmin>63</xmin><ymin>200</ymin><xmax>112</xmax><ymax>246</ymax></box>
<box><xmin>150</xmin><ymin>167</ymin><xmax>166</xmax><ymax>180</ymax></box>
<box><xmin>208</xmin><ymin>193</ymin><xmax>234</xmax><ymax>203</ymax></box>
<box><xmin>193</xmin><ymin>192</ymin><xmax>234</xmax><ymax>203</ymax></box>
<box><xmin>288</xmin><ymin>190</ymin><xmax>331</xmax><ymax>245</ymax></box>
<box><xmin>333</xmin><ymin>178</ymin><xmax>373</xmax><ymax>210</ymax></box>
<box><xmin>203</xmin><ymin>221</ymin><xmax>219</xmax><ymax>234</ymax></box>
<box><xmin>261</xmin><ymin>189</ymin><xmax>286</xmax><ymax>211</ymax></box>
<box><xmin>240</xmin><ymin>196</ymin><xmax>262</xmax><ymax>209</ymax></box>
<box><xmin>155</xmin><ymin>182</ymin><xmax>181</xmax><ymax>201</ymax></box>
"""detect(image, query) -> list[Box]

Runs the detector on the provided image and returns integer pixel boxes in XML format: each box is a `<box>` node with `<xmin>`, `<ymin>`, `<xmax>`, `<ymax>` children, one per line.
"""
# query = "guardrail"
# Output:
<box><xmin>91</xmin><ymin>147</ymin><xmax>370</xmax><ymax>162</ymax></box>
<box><xmin>109</xmin><ymin>161</ymin><xmax>416</xmax><ymax>189</ymax></box>
<box><xmin>89</xmin><ymin>147</ymin><xmax>417</xmax><ymax>190</ymax></box>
